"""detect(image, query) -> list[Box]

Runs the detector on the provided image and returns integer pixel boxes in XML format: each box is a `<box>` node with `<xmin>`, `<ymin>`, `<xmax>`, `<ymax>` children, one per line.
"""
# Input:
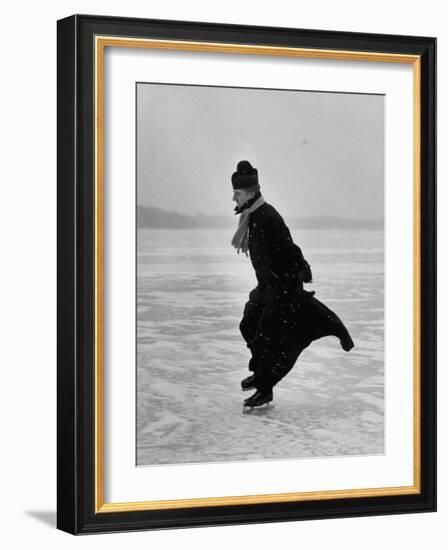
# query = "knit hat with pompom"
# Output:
<box><xmin>231</xmin><ymin>160</ymin><xmax>260</xmax><ymax>190</ymax></box>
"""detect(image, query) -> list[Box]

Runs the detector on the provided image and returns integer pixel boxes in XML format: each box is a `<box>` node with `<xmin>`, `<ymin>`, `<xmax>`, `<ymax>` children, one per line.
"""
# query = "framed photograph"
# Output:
<box><xmin>57</xmin><ymin>14</ymin><xmax>436</xmax><ymax>534</ymax></box>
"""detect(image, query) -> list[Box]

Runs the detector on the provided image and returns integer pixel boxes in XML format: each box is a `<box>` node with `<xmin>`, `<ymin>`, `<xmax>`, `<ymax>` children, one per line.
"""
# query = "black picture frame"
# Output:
<box><xmin>57</xmin><ymin>14</ymin><xmax>436</xmax><ymax>535</ymax></box>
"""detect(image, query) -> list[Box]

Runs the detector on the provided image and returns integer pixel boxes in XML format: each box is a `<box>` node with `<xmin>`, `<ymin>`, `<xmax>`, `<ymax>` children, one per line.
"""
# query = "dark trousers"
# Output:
<box><xmin>240</xmin><ymin>286</ymin><xmax>312</xmax><ymax>392</ymax></box>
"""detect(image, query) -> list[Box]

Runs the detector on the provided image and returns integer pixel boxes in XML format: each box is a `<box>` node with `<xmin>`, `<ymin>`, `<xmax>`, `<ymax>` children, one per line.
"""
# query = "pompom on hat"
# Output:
<box><xmin>231</xmin><ymin>160</ymin><xmax>260</xmax><ymax>191</ymax></box>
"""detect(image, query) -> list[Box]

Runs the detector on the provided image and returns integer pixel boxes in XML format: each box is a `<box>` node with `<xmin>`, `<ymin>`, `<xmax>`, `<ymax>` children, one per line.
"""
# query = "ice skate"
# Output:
<box><xmin>241</xmin><ymin>374</ymin><xmax>256</xmax><ymax>391</ymax></box>
<box><xmin>243</xmin><ymin>389</ymin><xmax>273</xmax><ymax>408</ymax></box>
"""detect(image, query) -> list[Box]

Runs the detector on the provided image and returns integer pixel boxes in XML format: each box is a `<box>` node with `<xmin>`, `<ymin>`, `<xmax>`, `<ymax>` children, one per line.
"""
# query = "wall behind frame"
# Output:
<box><xmin>0</xmin><ymin>0</ymin><xmax>443</xmax><ymax>548</ymax></box>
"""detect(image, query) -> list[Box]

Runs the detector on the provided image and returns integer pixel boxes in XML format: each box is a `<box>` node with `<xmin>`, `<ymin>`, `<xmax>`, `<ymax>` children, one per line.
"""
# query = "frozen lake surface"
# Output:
<box><xmin>136</xmin><ymin>228</ymin><xmax>384</xmax><ymax>466</ymax></box>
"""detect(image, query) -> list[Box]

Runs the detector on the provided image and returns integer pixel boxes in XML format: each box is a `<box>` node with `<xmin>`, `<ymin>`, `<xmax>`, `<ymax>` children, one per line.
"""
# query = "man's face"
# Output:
<box><xmin>232</xmin><ymin>189</ymin><xmax>253</xmax><ymax>208</ymax></box>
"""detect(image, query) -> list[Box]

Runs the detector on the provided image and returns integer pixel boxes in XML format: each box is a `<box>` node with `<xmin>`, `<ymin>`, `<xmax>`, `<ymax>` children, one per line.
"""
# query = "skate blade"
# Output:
<box><xmin>242</xmin><ymin>402</ymin><xmax>274</xmax><ymax>412</ymax></box>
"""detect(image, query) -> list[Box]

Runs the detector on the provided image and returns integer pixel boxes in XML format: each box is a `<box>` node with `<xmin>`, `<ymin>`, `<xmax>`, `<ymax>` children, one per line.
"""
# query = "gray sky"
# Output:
<box><xmin>137</xmin><ymin>83</ymin><xmax>384</xmax><ymax>219</ymax></box>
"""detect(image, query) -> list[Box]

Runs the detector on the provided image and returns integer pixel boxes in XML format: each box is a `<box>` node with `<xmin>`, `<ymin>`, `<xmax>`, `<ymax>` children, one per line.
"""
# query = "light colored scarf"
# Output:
<box><xmin>231</xmin><ymin>195</ymin><xmax>265</xmax><ymax>255</ymax></box>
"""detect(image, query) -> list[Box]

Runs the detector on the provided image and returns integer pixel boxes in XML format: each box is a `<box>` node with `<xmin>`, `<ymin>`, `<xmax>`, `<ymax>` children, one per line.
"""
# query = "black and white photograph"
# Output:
<box><xmin>136</xmin><ymin>83</ymin><xmax>384</xmax><ymax>466</ymax></box>
<box><xmin>0</xmin><ymin>0</ymin><xmax>437</xmax><ymax>543</ymax></box>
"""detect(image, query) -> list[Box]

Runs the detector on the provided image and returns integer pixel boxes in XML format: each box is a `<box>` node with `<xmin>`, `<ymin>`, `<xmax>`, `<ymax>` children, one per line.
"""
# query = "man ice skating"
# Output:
<box><xmin>231</xmin><ymin>160</ymin><xmax>354</xmax><ymax>408</ymax></box>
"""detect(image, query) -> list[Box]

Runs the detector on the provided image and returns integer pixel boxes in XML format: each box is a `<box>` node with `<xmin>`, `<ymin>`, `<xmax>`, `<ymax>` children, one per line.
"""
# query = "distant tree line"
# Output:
<box><xmin>137</xmin><ymin>206</ymin><xmax>383</xmax><ymax>230</ymax></box>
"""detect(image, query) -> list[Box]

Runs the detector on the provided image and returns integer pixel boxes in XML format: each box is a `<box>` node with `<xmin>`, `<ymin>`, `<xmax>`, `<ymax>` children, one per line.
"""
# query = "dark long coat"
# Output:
<box><xmin>240</xmin><ymin>202</ymin><xmax>352</xmax><ymax>392</ymax></box>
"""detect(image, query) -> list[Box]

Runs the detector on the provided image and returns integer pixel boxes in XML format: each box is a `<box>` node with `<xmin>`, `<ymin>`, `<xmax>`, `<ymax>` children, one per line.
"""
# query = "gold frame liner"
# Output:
<box><xmin>94</xmin><ymin>36</ymin><xmax>421</xmax><ymax>513</ymax></box>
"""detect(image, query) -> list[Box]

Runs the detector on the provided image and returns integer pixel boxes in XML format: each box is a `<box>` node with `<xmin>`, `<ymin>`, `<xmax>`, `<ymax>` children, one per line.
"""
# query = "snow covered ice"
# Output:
<box><xmin>136</xmin><ymin>228</ymin><xmax>384</xmax><ymax>466</ymax></box>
